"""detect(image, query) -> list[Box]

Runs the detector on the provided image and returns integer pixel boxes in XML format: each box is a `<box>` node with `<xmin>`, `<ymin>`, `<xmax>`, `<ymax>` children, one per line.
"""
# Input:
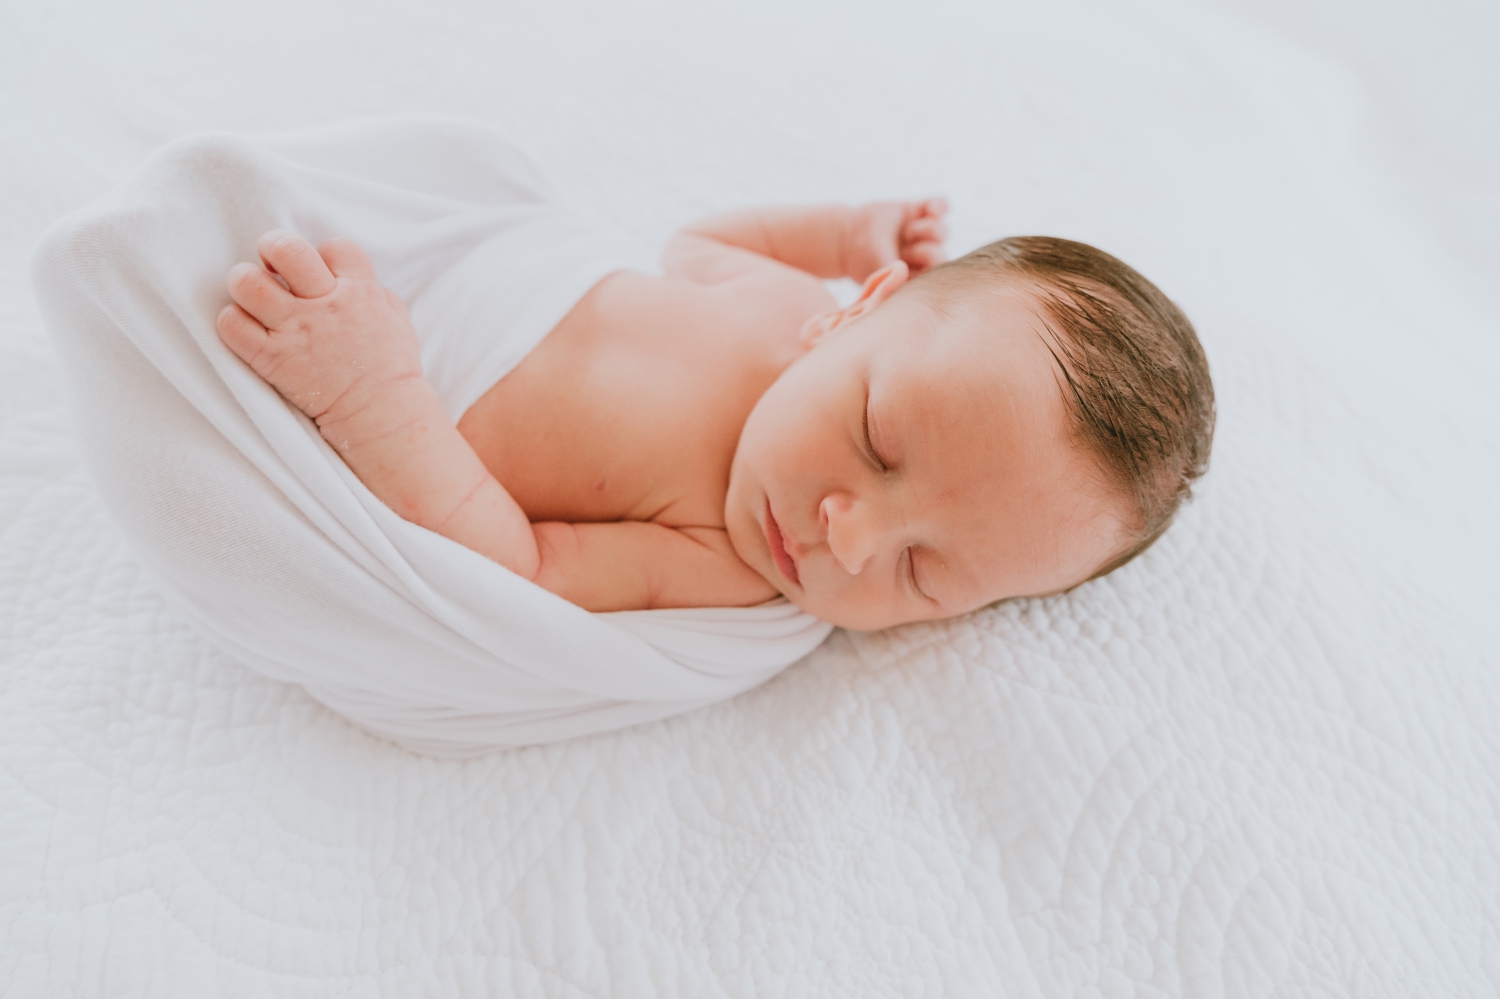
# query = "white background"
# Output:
<box><xmin>3</xmin><ymin>3</ymin><xmax>1498</xmax><ymax>995</ymax></box>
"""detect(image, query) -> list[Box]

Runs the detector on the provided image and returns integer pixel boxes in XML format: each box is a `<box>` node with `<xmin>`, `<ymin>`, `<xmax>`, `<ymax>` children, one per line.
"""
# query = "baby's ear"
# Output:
<box><xmin>804</xmin><ymin>260</ymin><xmax>910</xmax><ymax>347</ymax></box>
<box><xmin>799</xmin><ymin>310</ymin><xmax>840</xmax><ymax>349</ymax></box>
<box><xmin>845</xmin><ymin>259</ymin><xmax>908</xmax><ymax>319</ymax></box>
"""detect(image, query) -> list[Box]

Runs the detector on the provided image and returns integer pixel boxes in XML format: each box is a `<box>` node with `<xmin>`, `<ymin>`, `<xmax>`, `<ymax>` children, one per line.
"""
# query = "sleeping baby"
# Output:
<box><xmin>216</xmin><ymin>201</ymin><xmax>1213</xmax><ymax>630</ymax></box>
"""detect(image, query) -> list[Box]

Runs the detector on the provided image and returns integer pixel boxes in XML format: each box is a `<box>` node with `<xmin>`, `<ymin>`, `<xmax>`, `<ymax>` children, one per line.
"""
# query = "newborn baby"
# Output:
<box><xmin>216</xmin><ymin>201</ymin><xmax>1213</xmax><ymax>630</ymax></box>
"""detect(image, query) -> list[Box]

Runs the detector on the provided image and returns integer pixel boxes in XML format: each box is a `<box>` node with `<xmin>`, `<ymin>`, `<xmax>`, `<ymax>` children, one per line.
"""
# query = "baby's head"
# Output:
<box><xmin>725</xmin><ymin>236</ymin><xmax>1214</xmax><ymax>630</ymax></box>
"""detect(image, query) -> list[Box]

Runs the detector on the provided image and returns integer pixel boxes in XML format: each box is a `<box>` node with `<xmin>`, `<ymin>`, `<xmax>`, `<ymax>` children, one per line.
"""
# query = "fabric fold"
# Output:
<box><xmin>32</xmin><ymin>118</ymin><xmax>833</xmax><ymax>755</ymax></box>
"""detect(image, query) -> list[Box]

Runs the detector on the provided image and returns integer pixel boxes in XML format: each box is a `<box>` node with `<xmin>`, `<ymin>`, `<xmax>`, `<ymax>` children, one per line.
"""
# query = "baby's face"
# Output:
<box><xmin>725</xmin><ymin>280</ymin><xmax>1130</xmax><ymax>630</ymax></box>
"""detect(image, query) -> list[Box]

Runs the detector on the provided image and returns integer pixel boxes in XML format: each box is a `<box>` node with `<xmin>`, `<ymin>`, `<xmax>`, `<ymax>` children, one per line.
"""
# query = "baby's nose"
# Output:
<box><xmin>820</xmin><ymin>493</ymin><xmax>878</xmax><ymax>576</ymax></box>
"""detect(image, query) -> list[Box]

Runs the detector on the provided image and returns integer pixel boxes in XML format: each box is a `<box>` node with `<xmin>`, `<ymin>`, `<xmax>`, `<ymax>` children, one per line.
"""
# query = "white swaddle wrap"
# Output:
<box><xmin>31</xmin><ymin>118</ymin><xmax>833</xmax><ymax>755</ymax></box>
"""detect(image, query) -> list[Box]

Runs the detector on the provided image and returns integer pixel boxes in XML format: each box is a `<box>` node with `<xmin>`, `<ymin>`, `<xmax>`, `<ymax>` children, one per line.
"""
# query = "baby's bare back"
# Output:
<box><xmin>457</xmin><ymin>269</ymin><xmax>831</xmax><ymax>531</ymax></box>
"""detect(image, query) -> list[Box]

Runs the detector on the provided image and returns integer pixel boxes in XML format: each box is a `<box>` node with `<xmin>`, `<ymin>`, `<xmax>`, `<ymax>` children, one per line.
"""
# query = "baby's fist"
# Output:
<box><xmin>845</xmin><ymin>198</ymin><xmax>949</xmax><ymax>282</ymax></box>
<box><xmin>216</xmin><ymin>231</ymin><xmax>422</xmax><ymax>428</ymax></box>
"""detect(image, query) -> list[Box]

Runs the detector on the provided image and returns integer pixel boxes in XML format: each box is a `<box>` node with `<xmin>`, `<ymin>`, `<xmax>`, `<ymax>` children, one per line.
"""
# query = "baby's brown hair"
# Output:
<box><xmin>913</xmin><ymin>236</ymin><xmax>1215</xmax><ymax>580</ymax></box>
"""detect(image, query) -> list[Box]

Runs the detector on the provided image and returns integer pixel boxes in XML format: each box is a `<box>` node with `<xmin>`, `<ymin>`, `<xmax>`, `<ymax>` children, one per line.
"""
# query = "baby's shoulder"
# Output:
<box><xmin>700</xmin><ymin>267</ymin><xmax>838</xmax><ymax>328</ymax></box>
<box><xmin>612</xmin><ymin>266</ymin><xmax>836</xmax><ymax>364</ymax></box>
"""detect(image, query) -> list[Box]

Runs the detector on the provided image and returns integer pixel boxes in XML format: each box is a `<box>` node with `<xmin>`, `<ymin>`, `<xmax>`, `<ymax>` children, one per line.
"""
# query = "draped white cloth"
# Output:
<box><xmin>31</xmin><ymin>118</ymin><xmax>833</xmax><ymax>755</ymax></box>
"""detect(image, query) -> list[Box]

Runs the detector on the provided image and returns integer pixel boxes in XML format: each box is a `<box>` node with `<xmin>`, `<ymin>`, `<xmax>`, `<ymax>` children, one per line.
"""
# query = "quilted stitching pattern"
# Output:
<box><xmin>3</xmin><ymin>3</ymin><xmax>1497</xmax><ymax>994</ymax></box>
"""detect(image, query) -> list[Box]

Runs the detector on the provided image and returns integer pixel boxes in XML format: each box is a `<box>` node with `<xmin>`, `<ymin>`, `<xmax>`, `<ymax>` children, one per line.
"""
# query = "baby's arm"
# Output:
<box><xmin>532</xmin><ymin>521</ymin><xmax>773</xmax><ymax>611</ymax></box>
<box><xmin>217</xmin><ymin>231</ymin><xmax>774</xmax><ymax>611</ymax></box>
<box><xmin>218</xmin><ymin>231</ymin><xmax>543</xmax><ymax>578</ymax></box>
<box><xmin>665</xmin><ymin>199</ymin><xmax>948</xmax><ymax>285</ymax></box>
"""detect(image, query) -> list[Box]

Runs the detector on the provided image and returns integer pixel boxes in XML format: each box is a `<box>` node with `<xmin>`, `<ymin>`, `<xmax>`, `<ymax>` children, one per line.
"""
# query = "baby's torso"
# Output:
<box><xmin>457</xmin><ymin>270</ymin><xmax>835</xmax><ymax>532</ymax></box>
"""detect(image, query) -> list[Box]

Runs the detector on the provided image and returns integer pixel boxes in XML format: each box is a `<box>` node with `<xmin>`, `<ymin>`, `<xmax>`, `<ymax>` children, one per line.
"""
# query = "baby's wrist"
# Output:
<box><xmin>316</xmin><ymin>374</ymin><xmax>441</xmax><ymax>452</ymax></box>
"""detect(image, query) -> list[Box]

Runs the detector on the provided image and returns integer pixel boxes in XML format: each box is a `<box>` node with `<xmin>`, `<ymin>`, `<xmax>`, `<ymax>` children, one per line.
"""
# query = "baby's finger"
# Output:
<box><xmin>921</xmin><ymin>197</ymin><xmax>949</xmax><ymax>218</ymax></box>
<box><xmin>320</xmin><ymin>237</ymin><xmax>379</xmax><ymax>282</ymax></box>
<box><xmin>227</xmin><ymin>262</ymin><xmax>297</xmax><ymax>329</ymax></box>
<box><xmin>216</xmin><ymin>302</ymin><xmax>270</xmax><ymax>366</ymax></box>
<box><xmin>904</xmin><ymin>241</ymin><xmax>948</xmax><ymax>273</ymax></box>
<box><xmin>905</xmin><ymin>217</ymin><xmax>949</xmax><ymax>244</ymax></box>
<box><xmin>258</xmin><ymin>230</ymin><xmax>337</xmax><ymax>299</ymax></box>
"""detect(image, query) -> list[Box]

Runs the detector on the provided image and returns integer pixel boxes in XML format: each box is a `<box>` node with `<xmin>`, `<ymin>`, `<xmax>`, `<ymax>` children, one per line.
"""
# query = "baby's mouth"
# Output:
<box><xmin>764</xmin><ymin>501</ymin><xmax>801</xmax><ymax>588</ymax></box>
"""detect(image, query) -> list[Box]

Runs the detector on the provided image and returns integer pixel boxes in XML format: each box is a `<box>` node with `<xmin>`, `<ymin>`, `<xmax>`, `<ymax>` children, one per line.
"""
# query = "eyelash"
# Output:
<box><xmin>904</xmin><ymin>547</ymin><xmax>929</xmax><ymax>601</ymax></box>
<box><xmin>862</xmin><ymin>394</ymin><xmax>888</xmax><ymax>473</ymax></box>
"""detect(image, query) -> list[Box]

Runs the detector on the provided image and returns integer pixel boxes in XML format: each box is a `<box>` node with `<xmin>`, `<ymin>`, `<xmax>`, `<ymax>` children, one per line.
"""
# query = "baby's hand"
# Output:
<box><xmin>217</xmin><ymin>231</ymin><xmax>421</xmax><ymax>429</ymax></box>
<box><xmin>844</xmin><ymin>198</ymin><xmax>949</xmax><ymax>282</ymax></box>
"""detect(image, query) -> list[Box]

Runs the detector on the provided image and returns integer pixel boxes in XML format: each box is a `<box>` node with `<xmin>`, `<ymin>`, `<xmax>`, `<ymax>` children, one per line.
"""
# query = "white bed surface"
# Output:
<box><xmin>3</xmin><ymin>2</ymin><xmax>1498</xmax><ymax>994</ymax></box>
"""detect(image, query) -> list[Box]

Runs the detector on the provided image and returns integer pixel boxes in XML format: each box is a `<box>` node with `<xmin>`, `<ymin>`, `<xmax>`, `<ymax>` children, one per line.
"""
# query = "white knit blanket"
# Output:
<box><xmin>31</xmin><ymin>119</ymin><xmax>832</xmax><ymax>754</ymax></box>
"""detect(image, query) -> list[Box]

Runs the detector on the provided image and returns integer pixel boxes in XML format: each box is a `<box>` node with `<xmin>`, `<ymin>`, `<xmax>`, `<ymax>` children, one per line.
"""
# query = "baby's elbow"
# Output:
<box><xmin>528</xmin><ymin>522</ymin><xmax>656</xmax><ymax>612</ymax></box>
<box><xmin>529</xmin><ymin>521</ymin><xmax>580</xmax><ymax>596</ymax></box>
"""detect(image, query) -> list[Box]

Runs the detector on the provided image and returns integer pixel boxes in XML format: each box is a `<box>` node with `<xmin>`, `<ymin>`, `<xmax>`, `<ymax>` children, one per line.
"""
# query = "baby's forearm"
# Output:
<box><xmin>680</xmin><ymin>204</ymin><xmax>855</xmax><ymax>279</ymax></box>
<box><xmin>318</xmin><ymin>378</ymin><xmax>542</xmax><ymax>579</ymax></box>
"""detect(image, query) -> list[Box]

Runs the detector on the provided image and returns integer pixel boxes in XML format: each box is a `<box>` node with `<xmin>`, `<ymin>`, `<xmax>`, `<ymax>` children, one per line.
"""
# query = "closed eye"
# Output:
<box><xmin>863</xmin><ymin>387</ymin><xmax>888</xmax><ymax>473</ymax></box>
<box><xmin>904</xmin><ymin>547</ymin><xmax>931</xmax><ymax>602</ymax></box>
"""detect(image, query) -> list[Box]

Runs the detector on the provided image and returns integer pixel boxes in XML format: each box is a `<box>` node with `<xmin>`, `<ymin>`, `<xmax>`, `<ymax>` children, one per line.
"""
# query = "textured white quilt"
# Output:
<box><xmin>3</xmin><ymin>2</ymin><xmax>1498</xmax><ymax>995</ymax></box>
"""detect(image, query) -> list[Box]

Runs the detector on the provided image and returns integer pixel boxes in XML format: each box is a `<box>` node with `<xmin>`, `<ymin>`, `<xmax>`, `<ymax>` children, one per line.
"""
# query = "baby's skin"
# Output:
<box><xmin>218</xmin><ymin>202</ymin><xmax>1128</xmax><ymax>630</ymax></box>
